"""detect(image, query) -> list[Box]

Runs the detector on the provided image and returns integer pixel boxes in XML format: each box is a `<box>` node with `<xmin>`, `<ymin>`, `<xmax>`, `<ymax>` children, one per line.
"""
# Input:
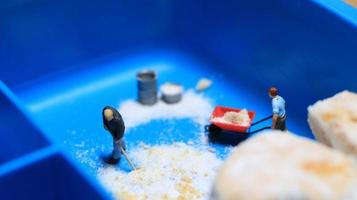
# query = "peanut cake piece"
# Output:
<box><xmin>211</xmin><ymin>131</ymin><xmax>357</xmax><ymax>200</ymax></box>
<box><xmin>308</xmin><ymin>91</ymin><xmax>357</xmax><ymax>156</ymax></box>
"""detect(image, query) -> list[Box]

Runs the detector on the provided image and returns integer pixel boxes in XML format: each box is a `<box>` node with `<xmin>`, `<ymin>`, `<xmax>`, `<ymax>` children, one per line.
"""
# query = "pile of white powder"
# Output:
<box><xmin>98</xmin><ymin>143</ymin><xmax>222</xmax><ymax>200</ymax></box>
<box><xmin>211</xmin><ymin>109</ymin><xmax>251</xmax><ymax>127</ymax></box>
<box><xmin>160</xmin><ymin>83</ymin><xmax>183</xmax><ymax>96</ymax></box>
<box><xmin>118</xmin><ymin>90</ymin><xmax>213</xmax><ymax>128</ymax></box>
<box><xmin>94</xmin><ymin>90</ymin><xmax>225</xmax><ymax>200</ymax></box>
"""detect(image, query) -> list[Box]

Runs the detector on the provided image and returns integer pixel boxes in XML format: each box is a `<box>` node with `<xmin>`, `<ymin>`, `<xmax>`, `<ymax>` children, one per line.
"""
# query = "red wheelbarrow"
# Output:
<box><xmin>205</xmin><ymin>106</ymin><xmax>272</xmax><ymax>145</ymax></box>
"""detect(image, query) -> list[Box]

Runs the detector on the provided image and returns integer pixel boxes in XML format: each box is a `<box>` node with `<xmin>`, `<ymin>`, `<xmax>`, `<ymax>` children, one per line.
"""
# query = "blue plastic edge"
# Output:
<box><xmin>0</xmin><ymin>146</ymin><xmax>110</xmax><ymax>200</ymax></box>
<box><xmin>0</xmin><ymin>146</ymin><xmax>57</xmax><ymax>176</ymax></box>
<box><xmin>0</xmin><ymin>81</ymin><xmax>53</xmax><ymax>144</ymax></box>
<box><xmin>0</xmin><ymin>81</ymin><xmax>111</xmax><ymax>199</ymax></box>
<box><xmin>313</xmin><ymin>0</ymin><xmax>357</xmax><ymax>27</ymax></box>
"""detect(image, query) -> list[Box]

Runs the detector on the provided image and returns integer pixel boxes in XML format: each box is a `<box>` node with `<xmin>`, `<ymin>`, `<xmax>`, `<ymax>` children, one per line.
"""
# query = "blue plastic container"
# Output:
<box><xmin>0</xmin><ymin>0</ymin><xmax>356</xmax><ymax>199</ymax></box>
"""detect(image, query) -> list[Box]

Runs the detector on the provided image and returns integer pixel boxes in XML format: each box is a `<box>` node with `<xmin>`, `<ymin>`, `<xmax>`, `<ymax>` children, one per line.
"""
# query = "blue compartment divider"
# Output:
<box><xmin>0</xmin><ymin>146</ymin><xmax>57</xmax><ymax>177</ymax></box>
<box><xmin>0</xmin><ymin>152</ymin><xmax>108</xmax><ymax>199</ymax></box>
<box><xmin>0</xmin><ymin>81</ymin><xmax>109</xmax><ymax>199</ymax></box>
<box><xmin>0</xmin><ymin>81</ymin><xmax>49</xmax><ymax>165</ymax></box>
<box><xmin>313</xmin><ymin>0</ymin><xmax>357</xmax><ymax>26</ymax></box>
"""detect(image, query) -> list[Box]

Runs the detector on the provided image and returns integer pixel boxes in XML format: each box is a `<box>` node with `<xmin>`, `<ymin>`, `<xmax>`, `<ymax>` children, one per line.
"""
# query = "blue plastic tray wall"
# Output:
<box><xmin>170</xmin><ymin>0</ymin><xmax>357</xmax><ymax>134</ymax></box>
<box><xmin>0</xmin><ymin>82</ymin><xmax>108</xmax><ymax>199</ymax></box>
<box><xmin>0</xmin><ymin>0</ymin><xmax>174</xmax><ymax>87</ymax></box>
<box><xmin>0</xmin><ymin>0</ymin><xmax>356</xmax><ymax>199</ymax></box>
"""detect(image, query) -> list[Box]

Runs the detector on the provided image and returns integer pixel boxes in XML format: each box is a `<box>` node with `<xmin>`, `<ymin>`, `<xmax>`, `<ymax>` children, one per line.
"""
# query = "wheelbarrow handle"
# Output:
<box><xmin>248</xmin><ymin>126</ymin><xmax>271</xmax><ymax>134</ymax></box>
<box><xmin>251</xmin><ymin>115</ymin><xmax>273</xmax><ymax>126</ymax></box>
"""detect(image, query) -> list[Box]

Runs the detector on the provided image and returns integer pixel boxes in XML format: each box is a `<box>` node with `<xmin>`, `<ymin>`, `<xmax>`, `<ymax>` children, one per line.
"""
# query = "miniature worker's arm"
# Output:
<box><xmin>111</xmin><ymin>113</ymin><xmax>125</xmax><ymax>141</ymax></box>
<box><xmin>271</xmin><ymin>102</ymin><xmax>279</xmax><ymax>129</ymax></box>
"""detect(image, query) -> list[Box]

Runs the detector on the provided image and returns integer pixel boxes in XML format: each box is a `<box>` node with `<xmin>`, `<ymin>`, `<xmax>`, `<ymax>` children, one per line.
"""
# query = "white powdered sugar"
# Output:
<box><xmin>95</xmin><ymin>90</ymin><xmax>223</xmax><ymax>200</ymax></box>
<box><xmin>98</xmin><ymin>143</ymin><xmax>222</xmax><ymax>200</ymax></box>
<box><xmin>118</xmin><ymin>90</ymin><xmax>214</xmax><ymax>128</ymax></box>
<box><xmin>160</xmin><ymin>83</ymin><xmax>183</xmax><ymax>96</ymax></box>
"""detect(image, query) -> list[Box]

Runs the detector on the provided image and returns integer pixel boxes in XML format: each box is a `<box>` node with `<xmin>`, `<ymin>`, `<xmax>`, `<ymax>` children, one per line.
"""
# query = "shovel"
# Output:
<box><xmin>119</xmin><ymin>146</ymin><xmax>138</xmax><ymax>171</ymax></box>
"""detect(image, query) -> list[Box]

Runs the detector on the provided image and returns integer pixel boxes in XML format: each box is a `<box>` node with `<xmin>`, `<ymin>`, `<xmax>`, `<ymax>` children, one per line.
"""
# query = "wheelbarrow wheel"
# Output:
<box><xmin>205</xmin><ymin>124</ymin><xmax>221</xmax><ymax>141</ymax></box>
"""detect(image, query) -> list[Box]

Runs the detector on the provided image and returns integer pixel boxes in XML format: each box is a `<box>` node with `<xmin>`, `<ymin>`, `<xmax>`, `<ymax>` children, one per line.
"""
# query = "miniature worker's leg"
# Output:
<box><xmin>112</xmin><ymin>139</ymin><xmax>122</xmax><ymax>160</ymax></box>
<box><xmin>276</xmin><ymin>116</ymin><xmax>287</xmax><ymax>131</ymax></box>
<box><xmin>120</xmin><ymin>139</ymin><xmax>126</xmax><ymax>151</ymax></box>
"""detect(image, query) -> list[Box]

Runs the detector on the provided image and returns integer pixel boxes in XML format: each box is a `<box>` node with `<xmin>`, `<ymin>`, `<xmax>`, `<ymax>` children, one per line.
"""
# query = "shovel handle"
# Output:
<box><xmin>120</xmin><ymin>146</ymin><xmax>137</xmax><ymax>171</ymax></box>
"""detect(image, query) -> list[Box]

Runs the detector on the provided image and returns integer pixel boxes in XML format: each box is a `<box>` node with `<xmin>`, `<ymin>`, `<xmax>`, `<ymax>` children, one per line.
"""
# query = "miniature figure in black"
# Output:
<box><xmin>102</xmin><ymin>106</ymin><xmax>126</xmax><ymax>164</ymax></box>
<box><xmin>269</xmin><ymin>87</ymin><xmax>287</xmax><ymax>131</ymax></box>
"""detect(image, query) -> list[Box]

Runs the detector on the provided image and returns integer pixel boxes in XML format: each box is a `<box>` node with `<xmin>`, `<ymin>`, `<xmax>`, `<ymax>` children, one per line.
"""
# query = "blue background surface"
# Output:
<box><xmin>0</xmin><ymin>0</ymin><xmax>356</xmax><ymax>199</ymax></box>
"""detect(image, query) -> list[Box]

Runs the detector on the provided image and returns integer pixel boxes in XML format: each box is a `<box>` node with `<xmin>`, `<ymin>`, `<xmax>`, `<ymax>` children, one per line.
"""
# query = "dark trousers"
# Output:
<box><xmin>275</xmin><ymin>115</ymin><xmax>287</xmax><ymax>131</ymax></box>
<box><xmin>112</xmin><ymin>139</ymin><xmax>126</xmax><ymax>159</ymax></box>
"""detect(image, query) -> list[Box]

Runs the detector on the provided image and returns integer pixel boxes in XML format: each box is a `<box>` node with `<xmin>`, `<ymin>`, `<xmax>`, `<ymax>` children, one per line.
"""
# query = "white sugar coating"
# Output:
<box><xmin>160</xmin><ymin>83</ymin><xmax>183</xmax><ymax>96</ymax></box>
<box><xmin>211</xmin><ymin>109</ymin><xmax>250</xmax><ymax>127</ymax></box>
<box><xmin>95</xmin><ymin>90</ymin><xmax>219</xmax><ymax>199</ymax></box>
<box><xmin>213</xmin><ymin>131</ymin><xmax>357</xmax><ymax>200</ymax></box>
<box><xmin>118</xmin><ymin>90</ymin><xmax>214</xmax><ymax>128</ymax></box>
<box><xmin>98</xmin><ymin>143</ymin><xmax>223</xmax><ymax>200</ymax></box>
<box><xmin>195</xmin><ymin>78</ymin><xmax>212</xmax><ymax>91</ymax></box>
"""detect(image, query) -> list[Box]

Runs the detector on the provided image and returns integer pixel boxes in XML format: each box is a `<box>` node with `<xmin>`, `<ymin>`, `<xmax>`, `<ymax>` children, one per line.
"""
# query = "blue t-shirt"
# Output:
<box><xmin>272</xmin><ymin>95</ymin><xmax>286</xmax><ymax>117</ymax></box>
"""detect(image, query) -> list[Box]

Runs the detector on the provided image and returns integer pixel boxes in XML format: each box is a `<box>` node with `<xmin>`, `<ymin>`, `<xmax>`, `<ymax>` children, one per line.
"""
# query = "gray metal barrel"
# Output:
<box><xmin>136</xmin><ymin>70</ymin><xmax>158</xmax><ymax>105</ymax></box>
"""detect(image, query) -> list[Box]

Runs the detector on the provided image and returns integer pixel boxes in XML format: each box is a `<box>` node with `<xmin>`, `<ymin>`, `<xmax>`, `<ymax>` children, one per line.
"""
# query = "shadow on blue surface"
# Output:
<box><xmin>0</xmin><ymin>152</ymin><xmax>106</xmax><ymax>199</ymax></box>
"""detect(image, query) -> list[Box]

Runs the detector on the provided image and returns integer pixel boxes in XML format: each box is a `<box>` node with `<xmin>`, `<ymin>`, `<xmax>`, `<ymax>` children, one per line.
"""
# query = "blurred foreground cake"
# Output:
<box><xmin>211</xmin><ymin>131</ymin><xmax>357</xmax><ymax>200</ymax></box>
<box><xmin>308</xmin><ymin>91</ymin><xmax>357</xmax><ymax>156</ymax></box>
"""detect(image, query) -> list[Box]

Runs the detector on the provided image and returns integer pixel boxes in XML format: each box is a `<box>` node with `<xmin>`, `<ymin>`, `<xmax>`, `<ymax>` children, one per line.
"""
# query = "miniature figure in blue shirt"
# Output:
<box><xmin>269</xmin><ymin>87</ymin><xmax>287</xmax><ymax>131</ymax></box>
<box><xmin>102</xmin><ymin>106</ymin><xmax>126</xmax><ymax>164</ymax></box>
